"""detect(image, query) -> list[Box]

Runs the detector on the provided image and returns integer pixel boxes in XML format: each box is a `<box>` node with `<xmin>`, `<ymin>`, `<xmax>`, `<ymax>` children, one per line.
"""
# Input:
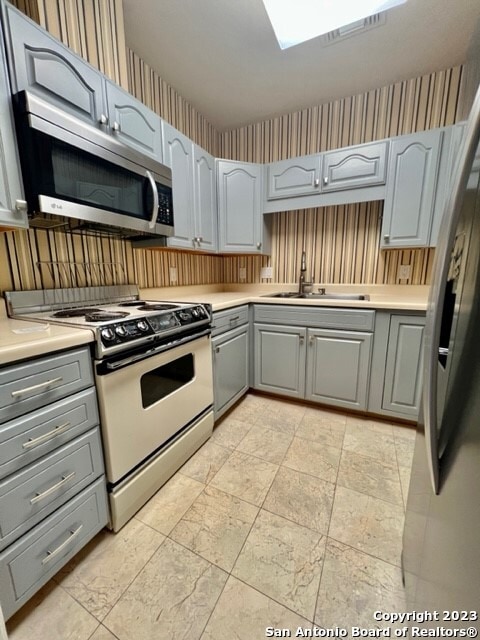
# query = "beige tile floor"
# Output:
<box><xmin>6</xmin><ymin>393</ymin><xmax>416</xmax><ymax>640</ymax></box>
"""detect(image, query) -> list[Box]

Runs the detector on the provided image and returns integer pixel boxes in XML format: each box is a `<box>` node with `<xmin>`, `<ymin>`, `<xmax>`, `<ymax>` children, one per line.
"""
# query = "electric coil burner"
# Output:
<box><xmin>53</xmin><ymin>307</ymin><xmax>101</xmax><ymax>317</ymax></box>
<box><xmin>85</xmin><ymin>311</ymin><xmax>130</xmax><ymax>322</ymax></box>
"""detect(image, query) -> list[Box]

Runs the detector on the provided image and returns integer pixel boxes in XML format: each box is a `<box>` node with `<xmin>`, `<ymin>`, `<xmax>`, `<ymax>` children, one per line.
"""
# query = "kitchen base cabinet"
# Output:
<box><xmin>254</xmin><ymin>324</ymin><xmax>306</xmax><ymax>399</ymax></box>
<box><xmin>368</xmin><ymin>312</ymin><xmax>426</xmax><ymax>420</ymax></box>
<box><xmin>253</xmin><ymin>306</ymin><xmax>374</xmax><ymax>411</ymax></box>
<box><xmin>0</xmin><ymin>347</ymin><xmax>108</xmax><ymax>620</ymax></box>
<box><xmin>212</xmin><ymin>306</ymin><xmax>249</xmax><ymax>419</ymax></box>
<box><xmin>306</xmin><ymin>329</ymin><xmax>372</xmax><ymax>410</ymax></box>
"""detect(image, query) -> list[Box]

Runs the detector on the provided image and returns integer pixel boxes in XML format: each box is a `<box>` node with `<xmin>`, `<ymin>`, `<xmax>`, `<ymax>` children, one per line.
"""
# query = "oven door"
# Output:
<box><xmin>94</xmin><ymin>334</ymin><xmax>213</xmax><ymax>484</ymax></box>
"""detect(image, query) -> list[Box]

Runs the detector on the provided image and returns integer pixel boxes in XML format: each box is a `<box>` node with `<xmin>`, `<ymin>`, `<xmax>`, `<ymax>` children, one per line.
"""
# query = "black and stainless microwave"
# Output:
<box><xmin>13</xmin><ymin>91</ymin><xmax>174</xmax><ymax>237</ymax></box>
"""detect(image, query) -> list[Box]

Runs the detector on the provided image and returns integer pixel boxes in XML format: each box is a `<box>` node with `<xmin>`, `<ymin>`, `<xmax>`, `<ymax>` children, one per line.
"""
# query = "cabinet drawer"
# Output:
<box><xmin>0</xmin><ymin>428</ymin><xmax>104</xmax><ymax>551</ymax></box>
<box><xmin>253</xmin><ymin>305</ymin><xmax>375</xmax><ymax>331</ymax></box>
<box><xmin>212</xmin><ymin>305</ymin><xmax>249</xmax><ymax>336</ymax></box>
<box><xmin>0</xmin><ymin>347</ymin><xmax>93</xmax><ymax>423</ymax></box>
<box><xmin>0</xmin><ymin>477</ymin><xmax>108</xmax><ymax>620</ymax></box>
<box><xmin>0</xmin><ymin>387</ymin><xmax>98</xmax><ymax>480</ymax></box>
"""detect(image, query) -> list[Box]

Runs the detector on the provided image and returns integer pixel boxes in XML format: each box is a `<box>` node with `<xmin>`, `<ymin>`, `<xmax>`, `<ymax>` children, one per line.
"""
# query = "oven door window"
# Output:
<box><xmin>140</xmin><ymin>354</ymin><xmax>194</xmax><ymax>408</ymax></box>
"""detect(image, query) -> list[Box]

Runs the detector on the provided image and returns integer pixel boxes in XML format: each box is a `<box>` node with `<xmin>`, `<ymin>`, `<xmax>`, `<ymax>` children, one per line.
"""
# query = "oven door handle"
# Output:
<box><xmin>105</xmin><ymin>328</ymin><xmax>211</xmax><ymax>371</ymax></box>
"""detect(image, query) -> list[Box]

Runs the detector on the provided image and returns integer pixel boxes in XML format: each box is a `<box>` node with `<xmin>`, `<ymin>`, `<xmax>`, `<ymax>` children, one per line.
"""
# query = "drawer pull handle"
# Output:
<box><xmin>229</xmin><ymin>316</ymin><xmax>240</xmax><ymax>322</ymax></box>
<box><xmin>11</xmin><ymin>377</ymin><xmax>63</xmax><ymax>398</ymax></box>
<box><xmin>41</xmin><ymin>524</ymin><xmax>83</xmax><ymax>565</ymax></box>
<box><xmin>30</xmin><ymin>471</ymin><xmax>76</xmax><ymax>505</ymax></box>
<box><xmin>22</xmin><ymin>422</ymin><xmax>71</xmax><ymax>449</ymax></box>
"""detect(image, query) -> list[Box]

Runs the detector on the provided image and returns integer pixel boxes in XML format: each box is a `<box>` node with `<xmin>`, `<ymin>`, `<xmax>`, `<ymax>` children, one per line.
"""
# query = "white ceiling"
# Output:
<box><xmin>123</xmin><ymin>0</ymin><xmax>480</xmax><ymax>131</ymax></box>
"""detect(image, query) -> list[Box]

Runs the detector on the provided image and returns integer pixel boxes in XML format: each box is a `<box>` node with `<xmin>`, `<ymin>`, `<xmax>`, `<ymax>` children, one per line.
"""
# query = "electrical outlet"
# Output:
<box><xmin>398</xmin><ymin>264</ymin><xmax>411</xmax><ymax>280</ymax></box>
<box><xmin>169</xmin><ymin>266</ymin><xmax>178</xmax><ymax>284</ymax></box>
<box><xmin>239</xmin><ymin>267</ymin><xmax>247</xmax><ymax>281</ymax></box>
<box><xmin>261</xmin><ymin>266</ymin><xmax>273</xmax><ymax>279</ymax></box>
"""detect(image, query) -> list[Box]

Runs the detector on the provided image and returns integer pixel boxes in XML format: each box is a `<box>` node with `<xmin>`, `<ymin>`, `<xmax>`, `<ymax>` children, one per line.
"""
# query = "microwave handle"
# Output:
<box><xmin>146</xmin><ymin>170</ymin><xmax>160</xmax><ymax>229</ymax></box>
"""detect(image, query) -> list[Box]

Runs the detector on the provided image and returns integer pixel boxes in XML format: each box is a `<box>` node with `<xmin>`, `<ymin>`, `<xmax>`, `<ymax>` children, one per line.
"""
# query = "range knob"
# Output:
<box><xmin>137</xmin><ymin>320</ymin><xmax>149</xmax><ymax>332</ymax></box>
<box><xmin>115</xmin><ymin>325</ymin><xmax>127</xmax><ymax>337</ymax></box>
<box><xmin>101</xmin><ymin>327</ymin><xmax>115</xmax><ymax>341</ymax></box>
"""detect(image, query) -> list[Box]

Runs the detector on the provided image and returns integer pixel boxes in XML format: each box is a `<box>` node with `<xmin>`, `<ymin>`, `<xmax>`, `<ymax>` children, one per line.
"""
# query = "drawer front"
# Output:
<box><xmin>212</xmin><ymin>305</ymin><xmax>249</xmax><ymax>336</ymax></box>
<box><xmin>253</xmin><ymin>305</ymin><xmax>375</xmax><ymax>331</ymax></box>
<box><xmin>0</xmin><ymin>347</ymin><xmax>93</xmax><ymax>423</ymax></box>
<box><xmin>0</xmin><ymin>387</ymin><xmax>99</xmax><ymax>480</ymax></box>
<box><xmin>0</xmin><ymin>477</ymin><xmax>108</xmax><ymax>620</ymax></box>
<box><xmin>0</xmin><ymin>428</ymin><xmax>104</xmax><ymax>550</ymax></box>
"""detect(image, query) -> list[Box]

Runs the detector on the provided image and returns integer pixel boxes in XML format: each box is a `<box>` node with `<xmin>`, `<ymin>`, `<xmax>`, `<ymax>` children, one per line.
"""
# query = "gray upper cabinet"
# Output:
<box><xmin>305</xmin><ymin>328</ymin><xmax>372</xmax><ymax>410</ymax></box>
<box><xmin>105</xmin><ymin>81</ymin><xmax>162</xmax><ymax>160</ymax></box>
<box><xmin>217</xmin><ymin>160</ymin><xmax>265</xmax><ymax>253</ymax></box>
<box><xmin>266</xmin><ymin>155</ymin><xmax>322</xmax><ymax>200</ymax></box>
<box><xmin>162</xmin><ymin>122</ymin><xmax>195</xmax><ymax>250</ymax></box>
<box><xmin>3</xmin><ymin>2</ymin><xmax>106</xmax><ymax>128</ymax></box>
<box><xmin>0</xmin><ymin>13</ymin><xmax>26</xmax><ymax>229</ymax></box>
<box><xmin>193</xmin><ymin>145</ymin><xmax>217</xmax><ymax>252</ymax></box>
<box><xmin>321</xmin><ymin>141</ymin><xmax>388</xmax><ymax>192</ymax></box>
<box><xmin>381</xmin><ymin>129</ymin><xmax>443</xmax><ymax>248</ymax></box>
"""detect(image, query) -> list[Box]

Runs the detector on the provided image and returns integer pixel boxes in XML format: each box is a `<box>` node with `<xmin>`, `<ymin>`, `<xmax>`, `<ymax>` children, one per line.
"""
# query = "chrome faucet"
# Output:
<box><xmin>298</xmin><ymin>250</ymin><xmax>307</xmax><ymax>293</ymax></box>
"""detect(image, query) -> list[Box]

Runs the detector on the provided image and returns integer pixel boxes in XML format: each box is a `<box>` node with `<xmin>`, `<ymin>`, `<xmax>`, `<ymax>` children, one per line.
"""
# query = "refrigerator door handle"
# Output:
<box><xmin>423</xmin><ymin>86</ymin><xmax>480</xmax><ymax>494</ymax></box>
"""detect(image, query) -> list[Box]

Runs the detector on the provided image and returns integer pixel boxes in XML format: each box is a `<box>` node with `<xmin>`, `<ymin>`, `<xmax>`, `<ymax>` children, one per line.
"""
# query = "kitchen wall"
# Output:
<box><xmin>221</xmin><ymin>66</ymin><xmax>463</xmax><ymax>284</ymax></box>
<box><xmin>1</xmin><ymin>1</ymin><xmax>464</xmax><ymax>291</ymax></box>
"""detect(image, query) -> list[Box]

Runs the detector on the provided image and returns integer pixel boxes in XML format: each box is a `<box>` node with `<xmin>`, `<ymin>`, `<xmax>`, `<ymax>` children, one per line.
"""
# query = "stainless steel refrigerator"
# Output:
<box><xmin>402</xmin><ymin>83</ymin><xmax>480</xmax><ymax>621</ymax></box>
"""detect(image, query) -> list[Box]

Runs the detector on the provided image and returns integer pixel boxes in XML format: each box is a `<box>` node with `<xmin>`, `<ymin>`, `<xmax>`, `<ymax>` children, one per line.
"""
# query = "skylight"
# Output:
<box><xmin>262</xmin><ymin>0</ymin><xmax>407</xmax><ymax>50</ymax></box>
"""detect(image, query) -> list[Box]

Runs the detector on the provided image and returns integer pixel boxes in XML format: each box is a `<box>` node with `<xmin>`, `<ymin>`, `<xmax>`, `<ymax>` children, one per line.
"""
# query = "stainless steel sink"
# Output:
<box><xmin>262</xmin><ymin>292</ymin><xmax>370</xmax><ymax>301</ymax></box>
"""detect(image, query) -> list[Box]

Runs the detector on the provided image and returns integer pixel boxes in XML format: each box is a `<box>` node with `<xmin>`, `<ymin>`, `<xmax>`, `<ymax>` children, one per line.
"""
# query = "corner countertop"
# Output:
<box><xmin>140</xmin><ymin>284</ymin><xmax>430</xmax><ymax>312</ymax></box>
<box><xmin>0</xmin><ymin>304</ymin><xmax>94</xmax><ymax>367</ymax></box>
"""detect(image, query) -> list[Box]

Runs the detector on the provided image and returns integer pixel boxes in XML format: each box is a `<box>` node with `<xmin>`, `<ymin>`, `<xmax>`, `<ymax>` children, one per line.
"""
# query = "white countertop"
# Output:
<box><xmin>140</xmin><ymin>284</ymin><xmax>429</xmax><ymax>312</ymax></box>
<box><xmin>0</xmin><ymin>304</ymin><xmax>94</xmax><ymax>366</ymax></box>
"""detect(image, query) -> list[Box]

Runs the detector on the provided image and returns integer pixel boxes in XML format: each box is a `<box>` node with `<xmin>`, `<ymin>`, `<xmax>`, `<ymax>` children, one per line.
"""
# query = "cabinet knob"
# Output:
<box><xmin>215</xmin><ymin>346</ymin><xmax>220</xmax><ymax>353</ymax></box>
<box><xmin>256</xmin><ymin>242</ymin><xmax>262</xmax><ymax>250</ymax></box>
<box><xmin>323</xmin><ymin>176</ymin><xmax>329</xmax><ymax>185</ymax></box>
<box><xmin>384</xmin><ymin>234</ymin><xmax>390</xmax><ymax>242</ymax></box>
<box><xmin>314</xmin><ymin>178</ymin><xmax>320</xmax><ymax>187</ymax></box>
<box><xmin>299</xmin><ymin>336</ymin><xmax>305</xmax><ymax>344</ymax></box>
<box><xmin>98</xmin><ymin>113</ymin><xmax>109</xmax><ymax>125</ymax></box>
<box><xmin>15</xmin><ymin>199</ymin><xmax>27</xmax><ymax>213</ymax></box>
<box><xmin>112</xmin><ymin>121</ymin><xmax>120</xmax><ymax>132</ymax></box>
<box><xmin>309</xmin><ymin>335</ymin><xmax>314</xmax><ymax>344</ymax></box>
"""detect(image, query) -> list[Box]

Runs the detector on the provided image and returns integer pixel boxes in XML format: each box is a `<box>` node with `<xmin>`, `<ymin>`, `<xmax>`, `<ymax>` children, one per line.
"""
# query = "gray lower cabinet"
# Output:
<box><xmin>253</xmin><ymin>306</ymin><xmax>374</xmax><ymax>410</ymax></box>
<box><xmin>0</xmin><ymin>347</ymin><xmax>108</xmax><ymax>620</ymax></box>
<box><xmin>212</xmin><ymin>306</ymin><xmax>249</xmax><ymax>419</ymax></box>
<box><xmin>254</xmin><ymin>324</ymin><xmax>306</xmax><ymax>399</ymax></box>
<box><xmin>368</xmin><ymin>312</ymin><xmax>426</xmax><ymax>419</ymax></box>
<box><xmin>305</xmin><ymin>328</ymin><xmax>372</xmax><ymax>410</ymax></box>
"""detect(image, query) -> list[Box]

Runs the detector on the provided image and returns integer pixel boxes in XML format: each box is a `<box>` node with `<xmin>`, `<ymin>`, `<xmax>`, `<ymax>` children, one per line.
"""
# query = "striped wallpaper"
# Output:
<box><xmin>220</xmin><ymin>66</ymin><xmax>463</xmax><ymax>285</ymax></box>
<box><xmin>0</xmin><ymin>2</ymin><xmax>466</xmax><ymax>292</ymax></box>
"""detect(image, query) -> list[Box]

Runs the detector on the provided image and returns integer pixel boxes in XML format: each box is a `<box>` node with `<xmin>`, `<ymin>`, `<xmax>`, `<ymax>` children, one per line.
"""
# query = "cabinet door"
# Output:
<box><xmin>266</xmin><ymin>155</ymin><xmax>322</xmax><ymax>199</ymax></box>
<box><xmin>322</xmin><ymin>141</ymin><xmax>388</xmax><ymax>192</ymax></box>
<box><xmin>382</xmin><ymin>315</ymin><xmax>425</xmax><ymax>417</ymax></box>
<box><xmin>306</xmin><ymin>329</ymin><xmax>372</xmax><ymax>410</ymax></box>
<box><xmin>217</xmin><ymin>160</ymin><xmax>263</xmax><ymax>253</ymax></box>
<box><xmin>3</xmin><ymin>3</ymin><xmax>106</xmax><ymax>128</ymax></box>
<box><xmin>105</xmin><ymin>82</ymin><xmax>162</xmax><ymax>160</ymax></box>
<box><xmin>253</xmin><ymin>323</ymin><xmax>306</xmax><ymax>398</ymax></box>
<box><xmin>212</xmin><ymin>326</ymin><xmax>249</xmax><ymax>419</ymax></box>
<box><xmin>382</xmin><ymin>129</ymin><xmax>443</xmax><ymax>248</ymax></box>
<box><xmin>0</xmin><ymin>16</ymin><xmax>26</xmax><ymax>229</ymax></box>
<box><xmin>193</xmin><ymin>145</ymin><xmax>217</xmax><ymax>252</ymax></box>
<box><xmin>430</xmin><ymin>123</ymin><xmax>466</xmax><ymax>246</ymax></box>
<box><xmin>162</xmin><ymin>122</ymin><xmax>195</xmax><ymax>249</ymax></box>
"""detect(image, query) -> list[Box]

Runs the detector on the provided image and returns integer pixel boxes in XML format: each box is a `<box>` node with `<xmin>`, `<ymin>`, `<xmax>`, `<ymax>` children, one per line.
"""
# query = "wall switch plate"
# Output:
<box><xmin>169</xmin><ymin>267</ymin><xmax>178</xmax><ymax>284</ymax></box>
<box><xmin>261</xmin><ymin>266</ymin><xmax>273</xmax><ymax>279</ymax></box>
<box><xmin>398</xmin><ymin>264</ymin><xmax>411</xmax><ymax>280</ymax></box>
<box><xmin>239</xmin><ymin>267</ymin><xmax>247</xmax><ymax>281</ymax></box>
